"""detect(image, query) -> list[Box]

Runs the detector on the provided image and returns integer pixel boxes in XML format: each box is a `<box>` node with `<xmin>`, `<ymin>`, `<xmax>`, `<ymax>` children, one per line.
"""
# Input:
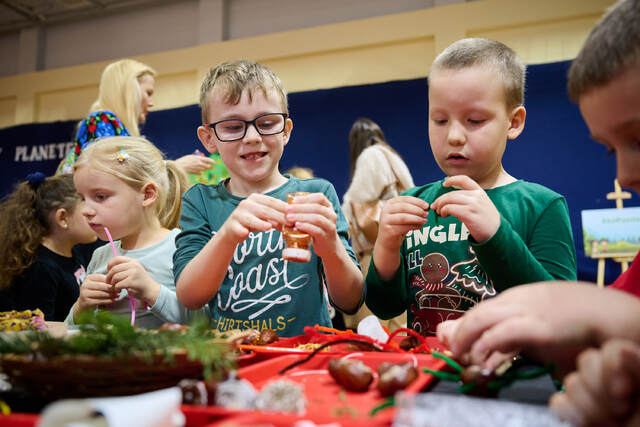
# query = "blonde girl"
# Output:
<box><xmin>66</xmin><ymin>136</ymin><xmax>205</xmax><ymax>328</ymax></box>
<box><xmin>57</xmin><ymin>59</ymin><xmax>213</xmax><ymax>175</ymax></box>
<box><xmin>0</xmin><ymin>173</ymin><xmax>97</xmax><ymax>320</ymax></box>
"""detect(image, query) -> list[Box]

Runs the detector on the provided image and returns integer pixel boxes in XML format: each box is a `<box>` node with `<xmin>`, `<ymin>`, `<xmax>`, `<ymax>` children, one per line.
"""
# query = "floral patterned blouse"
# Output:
<box><xmin>57</xmin><ymin>111</ymin><xmax>129</xmax><ymax>174</ymax></box>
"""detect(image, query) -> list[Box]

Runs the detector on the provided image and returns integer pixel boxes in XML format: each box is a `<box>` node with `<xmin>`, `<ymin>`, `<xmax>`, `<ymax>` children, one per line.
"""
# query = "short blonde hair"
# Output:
<box><xmin>90</xmin><ymin>59</ymin><xmax>156</xmax><ymax>137</ymax></box>
<box><xmin>199</xmin><ymin>60</ymin><xmax>288</xmax><ymax>124</ymax></box>
<box><xmin>430</xmin><ymin>38</ymin><xmax>526</xmax><ymax>111</ymax></box>
<box><xmin>74</xmin><ymin>136</ymin><xmax>188</xmax><ymax>229</ymax></box>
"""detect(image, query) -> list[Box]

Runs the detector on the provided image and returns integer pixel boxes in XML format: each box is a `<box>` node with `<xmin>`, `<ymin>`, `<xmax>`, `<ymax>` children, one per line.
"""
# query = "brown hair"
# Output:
<box><xmin>348</xmin><ymin>117</ymin><xmax>400</xmax><ymax>182</ymax></box>
<box><xmin>199</xmin><ymin>60</ymin><xmax>288</xmax><ymax>124</ymax></box>
<box><xmin>0</xmin><ymin>174</ymin><xmax>80</xmax><ymax>289</ymax></box>
<box><xmin>430</xmin><ymin>38</ymin><xmax>526</xmax><ymax>111</ymax></box>
<box><xmin>568</xmin><ymin>0</ymin><xmax>640</xmax><ymax>101</ymax></box>
<box><xmin>75</xmin><ymin>136</ymin><xmax>189</xmax><ymax>229</ymax></box>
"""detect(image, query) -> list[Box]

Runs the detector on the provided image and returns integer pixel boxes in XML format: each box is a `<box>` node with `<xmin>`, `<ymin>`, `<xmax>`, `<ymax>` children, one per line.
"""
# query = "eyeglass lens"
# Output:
<box><xmin>215</xmin><ymin>113</ymin><xmax>285</xmax><ymax>141</ymax></box>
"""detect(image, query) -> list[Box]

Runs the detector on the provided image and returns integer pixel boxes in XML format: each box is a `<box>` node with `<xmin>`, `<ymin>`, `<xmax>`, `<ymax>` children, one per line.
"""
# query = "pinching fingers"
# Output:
<box><xmin>443</xmin><ymin>175</ymin><xmax>481</xmax><ymax>191</ymax></box>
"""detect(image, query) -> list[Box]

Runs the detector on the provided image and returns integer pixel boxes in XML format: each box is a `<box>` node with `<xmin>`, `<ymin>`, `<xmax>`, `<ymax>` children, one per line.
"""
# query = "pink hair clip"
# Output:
<box><xmin>117</xmin><ymin>147</ymin><xmax>130</xmax><ymax>162</ymax></box>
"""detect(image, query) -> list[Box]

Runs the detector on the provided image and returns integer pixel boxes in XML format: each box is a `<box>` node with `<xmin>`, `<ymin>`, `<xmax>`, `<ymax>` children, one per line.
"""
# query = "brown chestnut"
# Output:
<box><xmin>376</xmin><ymin>362</ymin><xmax>418</xmax><ymax>397</ymax></box>
<box><xmin>239</xmin><ymin>329</ymin><xmax>261</xmax><ymax>345</ymax></box>
<box><xmin>460</xmin><ymin>365</ymin><xmax>498</xmax><ymax>397</ymax></box>
<box><xmin>256</xmin><ymin>328</ymin><xmax>279</xmax><ymax>345</ymax></box>
<box><xmin>328</xmin><ymin>358</ymin><xmax>374</xmax><ymax>392</ymax></box>
<box><xmin>399</xmin><ymin>335</ymin><xmax>420</xmax><ymax>351</ymax></box>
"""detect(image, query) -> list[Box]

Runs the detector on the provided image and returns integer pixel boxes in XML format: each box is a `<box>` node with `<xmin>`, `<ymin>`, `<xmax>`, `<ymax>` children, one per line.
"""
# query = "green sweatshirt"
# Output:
<box><xmin>366</xmin><ymin>179</ymin><xmax>576</xmax><ymax>335</ymax></box>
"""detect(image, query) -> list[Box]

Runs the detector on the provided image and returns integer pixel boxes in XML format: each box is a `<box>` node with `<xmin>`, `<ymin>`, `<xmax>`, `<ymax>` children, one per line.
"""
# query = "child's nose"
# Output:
<box><xmin>447</xmin><ymin>122</ymin><xmax>465</xmax><ymax>145</ymax></box>
<box><xmin>81</xmin><ymin>202</ymin><xmax>95</xmax><ymax>217</ymax></box>
<box><xmin>243</xmin><ymin>123</ymin><xmax>261</xmax><ymax>142</ymax></box>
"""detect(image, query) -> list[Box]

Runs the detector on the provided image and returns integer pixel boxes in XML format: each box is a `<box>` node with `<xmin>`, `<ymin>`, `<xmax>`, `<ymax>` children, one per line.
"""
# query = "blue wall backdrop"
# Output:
<box><xmin>0</xmin><ymin>61</ymin><xmax>637</xmax><ymax>284</ymax></box>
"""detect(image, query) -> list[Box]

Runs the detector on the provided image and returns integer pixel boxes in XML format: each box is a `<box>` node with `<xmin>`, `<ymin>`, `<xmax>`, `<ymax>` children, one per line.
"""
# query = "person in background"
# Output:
<box><xmin>174</xmin><ymin>60</ymin><xmax>364</xmax><ymax>337</ymax></box>
<box><xmin>439</xmin><ymin>1</ymin><xmax>640</xmax><ymax>424</ymax></box>
<box><xmin>66</xmin><ymin>136</ymin><xmax>206</xmax><ymax>328</ymax></box>
<box><xmin>366</xmin><ymin>38</ymin><xmax>577</xmax><ymax>337</ymax></box>
<box><xmin>189</xmin><ymin>149</ymin><xmax>230</xmax><ymax>186</ymax></box>
<box><xmin>342</xmin><ymin>117</ymin><xmax>414</xmax><ymax>331</ymax></box>
<box><xmin>57</xmin><ymin>58</ymin><xmax>214</xmax><ymax>175</ymax></box>
<box><xmin>0</xmin><ymin>173</ymin><xmax>97</xmax><ymax>321</ymax></box>
<box><xmin>286</xmin><ymin>166</ymin><xmax>315</xmax><ymax>180</ymax></box>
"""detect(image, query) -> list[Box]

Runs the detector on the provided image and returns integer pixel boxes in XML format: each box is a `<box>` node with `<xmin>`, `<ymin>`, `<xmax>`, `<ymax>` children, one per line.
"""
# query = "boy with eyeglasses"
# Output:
<box><xmin>365</xmin><ymin>38</ymin><xmax>577</xmax><ymax>336</ymax></box>
<box><xmin>173</xmin><ymin>60</ymin><xmax>364</xmax><ymax>337</ymax></box>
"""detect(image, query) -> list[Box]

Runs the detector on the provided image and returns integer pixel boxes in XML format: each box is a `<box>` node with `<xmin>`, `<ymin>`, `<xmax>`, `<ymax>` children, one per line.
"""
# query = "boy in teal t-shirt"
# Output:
<box><xmin>174</xmin><ymin>60</ymin><xmax>364</xmax><ymax>337</ymax></box>
<box><xmin>366</xmin><ymin>38</ymin><xmax>577</xmax><ymax>335</ymax></box>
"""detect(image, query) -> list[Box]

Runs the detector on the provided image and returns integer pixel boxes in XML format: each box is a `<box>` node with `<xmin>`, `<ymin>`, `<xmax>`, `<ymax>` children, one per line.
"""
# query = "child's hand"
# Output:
<box><xmin>284</xmin><ymin>192</ymin><xmax>338</xmax><ymax>259</ymax></box>
<box><xmin>106</xmin><ymin>256</ymin><xmax>161</xmax><ymax>306</ymax></box>
<box><xmin>430</xmin><ymin>175</ymin><xmax>501</xmax><ymax>243</ymax></box>
<box><xmin>436</xmin><ymin>318</ymin><xmax>460</xmax><ymax>349</ymax></box>
<box><xmin>76</xmin><ymin>273</ymin><xmax>116</xmax><ymax>311</ymax></box>
<box><xmin>377</xmin><ymin>196</ymin><xmax>429</xmax><ymax>251</ymax></box>
<box><xmin>550</xmin><ymin>339</ymin><xmax>640</xmax><ymax>426</ymax></box>
<box><xmin>220</xmin><ymin>194</ymin><xmax>288</xmax><ymax>244</ymax></box>
<box><xmin>437</xmin><ymin>318</ymin><xmax>517</xmax><ymax>370</ymax></box>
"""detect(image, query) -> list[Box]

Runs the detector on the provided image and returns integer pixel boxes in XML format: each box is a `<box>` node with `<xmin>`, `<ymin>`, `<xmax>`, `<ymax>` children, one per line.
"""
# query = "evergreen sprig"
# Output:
<box><xmin>0</xmin><ymin>310</ymin><xmax>234</xmax><ymax>380</ymax></box>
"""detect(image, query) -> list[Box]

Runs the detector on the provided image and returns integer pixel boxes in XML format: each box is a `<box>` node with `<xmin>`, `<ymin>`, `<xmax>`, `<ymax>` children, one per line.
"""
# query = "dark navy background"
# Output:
<box><xmin>1</xmin><ymin>61</ymin><xmax>637</xmax><ymax>284</ymax></box>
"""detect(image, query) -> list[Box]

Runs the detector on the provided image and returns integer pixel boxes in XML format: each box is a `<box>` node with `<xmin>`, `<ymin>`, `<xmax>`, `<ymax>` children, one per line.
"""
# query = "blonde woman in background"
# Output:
<box><xmin>57</xmin><ymin>59</ymin><xmax>214</xmax><ymax>175</ymax></box>
<box><xmin>342</xmin><ymin>118</ymin><xmax>414</xmax><ymax>331</ymax></box>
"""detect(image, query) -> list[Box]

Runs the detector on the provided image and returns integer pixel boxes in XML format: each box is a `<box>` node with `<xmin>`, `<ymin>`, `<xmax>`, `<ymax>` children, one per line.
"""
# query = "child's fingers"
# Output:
<box><xmin>285</xmin><ymin>193</ymin><xmax>335</xmax><ymax>224</ymax></box>
<box><xmin>85</xmin><ymin>273</ymin><xmax>107</xmax><ymax>282</ymax></box>
<box><xmin>106</xmin><ymin>256</ymin><xmax>133</xmax><ymax>271</ymax></box>
<box><xmin>549</xmin><ymin>391</ymin><xmax>586</xmax><ymax>427</ymax></box>
<box><xmin>105</xmin><ymin>258</ymin><xmax>139</xmax><ymax>284</ymax></box>
<box><xmin>602</xmin><ymin>340</ymin><xmax>640</xmax><ymax>403</ymax></box>
<box><xmin>241</xmin><ymin>194</ymin><xmax>288</xmax><ymax>226</ymax></box>
<box><xmin>235</xmin><ymin>211</ymin><xmax>277</xmax><ymax>233</ymax></box>
<box><xmin>382</xmin><ymin>198</ymin><xmax>429</xmax><ymax>224</ymax></box>
<box><xmin>561</xmin><ymin>369</ymin><xmax>606</xmax><ymax>424</ymax></box>
<box><xmin>249</xmin><ymin>193</ymin><xmax>289</xmax><ymax>211</ymax></box>
<box><xmin>430</xmin><ymin>191</ymin><xmax>476</xmax><ymax>213</ymax></box>
<box><xmin>385</xmin><ymin>195</ymin><xmax>429</xmax><ymax>211</ymax></box>
<box><xmin>81</xmin><ymin>284</ymin><xmax>117</xmax><ymax>305</ymax></box>
<box><xmin>442</xmin><ymin>175</ymin><xmax>481</xmax><ymax>191</ymax></box>
<box><xmin>575</xmin><ymin>349</ymin><xmax>615</xmax><ymax>414</ymax></box>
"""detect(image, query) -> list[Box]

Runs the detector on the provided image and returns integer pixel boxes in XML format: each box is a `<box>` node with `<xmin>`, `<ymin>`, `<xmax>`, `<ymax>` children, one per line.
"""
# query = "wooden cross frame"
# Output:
<box><xmin>594</xmin><ymin>179</ymin><xmax>635</xmax><ymax>287</ymax></box>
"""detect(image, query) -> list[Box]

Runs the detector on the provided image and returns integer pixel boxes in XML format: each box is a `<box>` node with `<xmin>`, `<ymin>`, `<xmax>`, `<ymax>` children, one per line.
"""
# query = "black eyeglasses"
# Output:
<box><xmin>206</xmin><ymin>113</ymin><xmax>288</xmax><ymax>142</ymax></box>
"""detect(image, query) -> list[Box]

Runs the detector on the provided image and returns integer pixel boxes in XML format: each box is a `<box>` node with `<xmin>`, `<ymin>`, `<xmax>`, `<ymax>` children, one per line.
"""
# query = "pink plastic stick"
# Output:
<box><xmin>104</xmin><ymin>227</ymin><xmax>135</xmax><ymax>326</ymax></box>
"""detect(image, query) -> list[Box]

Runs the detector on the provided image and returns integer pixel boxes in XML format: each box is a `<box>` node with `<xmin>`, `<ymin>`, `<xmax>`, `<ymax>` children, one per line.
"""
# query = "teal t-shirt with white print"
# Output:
<box><xmin>173</xmin><ymin>175</ymin><xmax>361</xmax><ymax>337</ymax></box>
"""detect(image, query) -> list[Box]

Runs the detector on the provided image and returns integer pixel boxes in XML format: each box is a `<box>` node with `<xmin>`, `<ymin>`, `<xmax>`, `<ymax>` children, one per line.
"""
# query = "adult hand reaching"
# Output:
<box><xmin>442</xmin><ymin>282</ymin><xmax>640</xmax><ymax>377</ymax></box>
<box><xmin>176</xmin><ymin>154</ymin><xmax>215</xmax><ymax>174</ymax></box>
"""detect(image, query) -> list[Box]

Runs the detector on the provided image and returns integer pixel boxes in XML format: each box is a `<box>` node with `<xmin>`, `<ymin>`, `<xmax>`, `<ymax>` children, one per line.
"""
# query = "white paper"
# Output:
<box><xmin>357</xmin><ymin>314</ymin><xmax>389</xmax><ymax>343</ymax></box>
<box><xmin>38</xmin><ymin>387</ymin><xmax>184</xmax><ymax>427</ymax></box>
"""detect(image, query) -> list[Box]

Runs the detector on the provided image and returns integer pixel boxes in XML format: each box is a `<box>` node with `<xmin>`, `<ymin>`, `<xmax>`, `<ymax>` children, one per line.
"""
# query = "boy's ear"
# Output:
<box><xmin>141</xmin><ymin>182</ymin><xmax>159</xmax><ymax>207</ymax></box>
<box><xmin>282</xmin><ymin>118</ymin><xmax>293</xmax><ymax>146</ymax></box>
<box><xmin>197</xmin><ymin>126</ymin><xmax>218</xmax><ymax>154</ymax></box>
<box><xmin>507</xmin><ymin>106</ymin><xmax>526</xmax><ymax>140</ymax></box>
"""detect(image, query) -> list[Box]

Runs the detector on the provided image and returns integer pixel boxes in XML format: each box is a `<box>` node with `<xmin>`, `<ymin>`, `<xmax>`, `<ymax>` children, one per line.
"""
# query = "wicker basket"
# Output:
<box><xmin>0</xmin><ymin>351</ymin><xmax>204</xmax><ymax>400</ymax></box>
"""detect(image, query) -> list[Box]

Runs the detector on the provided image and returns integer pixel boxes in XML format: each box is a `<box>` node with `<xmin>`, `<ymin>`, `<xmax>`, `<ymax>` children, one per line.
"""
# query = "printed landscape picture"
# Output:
<box><xmin>582</xmin><ymin>207</ymin><xmax>640</xmax><ymax>257</ymax></box>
